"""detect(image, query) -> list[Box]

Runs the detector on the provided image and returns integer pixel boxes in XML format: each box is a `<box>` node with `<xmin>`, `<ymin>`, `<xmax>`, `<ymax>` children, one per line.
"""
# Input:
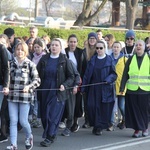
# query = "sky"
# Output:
<box><xmin>17</xmin><ymin>0</ymin><xmax>31</xmax><ymax>8</ymax></box>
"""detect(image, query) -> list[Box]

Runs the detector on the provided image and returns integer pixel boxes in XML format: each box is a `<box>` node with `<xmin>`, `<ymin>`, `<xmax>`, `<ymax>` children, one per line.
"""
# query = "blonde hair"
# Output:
<box><xmin>42</xmin><ymin>35</ymin><xmax>51</xmax><ymax>44</ymax></box>
<box><xmin>86</xmin><ymin>44</ymin><xmax>96</xmax><ymax>61</ymax></box>
<box><xmin>14</xmin><ymin>42</ymin><xmax>29</xmax><ymax>57</ymax></box>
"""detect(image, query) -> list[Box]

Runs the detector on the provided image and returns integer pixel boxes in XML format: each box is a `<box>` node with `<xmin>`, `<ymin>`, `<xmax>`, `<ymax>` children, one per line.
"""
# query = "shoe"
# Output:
<box><xmin>61</xmin><ymin>128</ymin><xmax>71</xmax><ymax>136</ymax></box>
<box><xmin>30</xmin><ymin>119</ymin><xmax>37</xmax><ymax>127</ymax></box>
<box><xmin>32</xmin><ymin>120</ymin><xmax>41</xmax><ymax>128</ymax></box>
<box><xmin>117</xmin><ymin>122</ymin><xmax>121</xmax><ymax>127</ymax></box>
<box><xmin>117</xmin><ymin>120</ymin><xmax>125</xmax><ymax>130</ymax></box>
<box><xmin>40</xmin><ymin>138</ymin><xmax>52</xmax><ymax>147</ymax></box>
<box><xmin>6</xmin><ymin>144</ymin><xmax>18</xmax><ymax>150</ymax></box>
<box><xmin>107</xmin><ymin>125</ymin><xmax>115</xmax><ymax>131</ymax></box>
<box><xmin>142</xmin><ymin>129</ymin><xmax>149</xmax><ymax>137</ymax></box>
<box><xmin>132</xmin><ymin>130</ymin><xmax>140</xmax><ymax>138</ymax></box>
<box><xmin>0</xmin><ymin>135</ymin><xmax>8</xmax><ymax>143</ymax></box>
<box><xmin>95</xmin><ymin>128</ymin><xmax>102</xmax><ymax>136</ymax></box>
<box><xmin>59</xmin><ymin>122</ymin><xmax>66</xmax><ymax>129</ymax></box>
<box><xmin>25</xmin><ymin>134</ymin><xmax>33</xmax><ymax>150</ymax></box>
<box><xmin>71</xmin><ymin>124</ymin><xmax>80</xmax><ymax>132</ymax></box>
<box><xmin>92</xmin><ymin>127</ymin><xmax>97</xmax><ymax>135</ymax></box>
<box><xmin>82</xmin><ymin>122</ymin><xmax>90</xmax><ymax>128</ymax></box>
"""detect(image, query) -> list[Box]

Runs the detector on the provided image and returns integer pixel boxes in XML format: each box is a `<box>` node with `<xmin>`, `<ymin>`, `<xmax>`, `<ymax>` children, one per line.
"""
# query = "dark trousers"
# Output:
<box><xmin>149</xmin><ymin>97</ymin><xmax>150</xmax><ymax>122</ymax></box>
<box><xmin>61</xmin><ymin>94</ymin><xmax>75</xmax><ymax>129</ymax></box>
<box><xmin>0</xmin><ymin>96</ymin><xmax>9</xmax><ymax>137</ymax></box>
<box><xmin>83</xmin><ymin>93</ymin><xmax>89</xmax><ymax>124</ymax></box>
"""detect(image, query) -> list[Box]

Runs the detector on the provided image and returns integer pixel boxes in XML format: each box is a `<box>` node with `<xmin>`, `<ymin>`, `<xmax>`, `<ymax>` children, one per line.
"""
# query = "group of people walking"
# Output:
<box><xmin>0</xmin><ymin>26</ymin><xmax>150</xmax><ymax>150</ymax></box>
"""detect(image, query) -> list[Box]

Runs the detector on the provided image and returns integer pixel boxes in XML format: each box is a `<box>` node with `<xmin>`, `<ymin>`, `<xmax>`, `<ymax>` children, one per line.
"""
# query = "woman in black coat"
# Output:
<box><xmin>37</xmin><ymin>38</ymin><xmax>74</xmax><ymax>147</ymax></box>
<box><xmin>64</xmin><ymin>34</ymin><xmax>87</xmax><ymax>133</ymax></box>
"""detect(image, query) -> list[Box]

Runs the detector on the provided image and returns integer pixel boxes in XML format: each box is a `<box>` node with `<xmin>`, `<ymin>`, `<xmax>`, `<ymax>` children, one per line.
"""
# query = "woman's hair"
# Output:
<box><xmin>33</xmin><ymin>38</ymin><xmax>44</xmax><ymax>48</ymax></box>
<box><xmin>104</xmin><ymin>34</ymin><xmax>115</xmax><ymax>48</ymax></box>
<box><xmin>14</xmin><ymin>42</ymin><xmax>29</xmax><ymax>57</ymax></box>
<box><xmin>85</xmin><ymin>38</ymin><xmax>97</xmax><ymax>61</ymax></box>
<box><xmin>145</xmin><ymin>37</ymin><xmax>150</xmax><ymax>44</ymax></box>
<box><xmin>42</xmin><ymin>35</ymin><xmax>51</xmax><ymax>44</ymax></box>
<box><xmin>67</xmin><ymin>34</ymin><xmax>78</xmax><ymax>42</ymax></box>
<box><xmin>135</xmin><ymin>40</ymin><xmax>145</xmax><ymax>50</ymax></box>
<box><xmin>22</xmin><ymin>36</ymin><xmax>29</xmax><ymax>42</ymax></box>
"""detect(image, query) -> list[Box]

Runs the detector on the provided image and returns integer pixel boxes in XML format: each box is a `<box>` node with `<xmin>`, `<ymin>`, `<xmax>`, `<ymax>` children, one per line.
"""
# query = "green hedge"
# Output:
<box><xmin>0</xmin><ymin>25</ymin><xmax>149</xmax><ymax>48</ymax></box>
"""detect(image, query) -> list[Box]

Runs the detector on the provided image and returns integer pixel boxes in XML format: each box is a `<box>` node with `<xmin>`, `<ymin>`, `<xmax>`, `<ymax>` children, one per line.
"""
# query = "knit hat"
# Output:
<box><xmin>88</xmin><ymin>32</ymin><xmax>98</xmax><ymax>40</ymax></box>
<box><xmin>125</xmin><ymin>30</ymin><xmax>135</xmax><ymax>39</ymax></box>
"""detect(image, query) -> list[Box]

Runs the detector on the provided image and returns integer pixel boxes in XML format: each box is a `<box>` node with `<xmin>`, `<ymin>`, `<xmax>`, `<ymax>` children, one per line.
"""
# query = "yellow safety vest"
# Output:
<box><xmin>127</xmin><ymin>54</ymin><xmax>150</xmax><ymax>91</ymax></box>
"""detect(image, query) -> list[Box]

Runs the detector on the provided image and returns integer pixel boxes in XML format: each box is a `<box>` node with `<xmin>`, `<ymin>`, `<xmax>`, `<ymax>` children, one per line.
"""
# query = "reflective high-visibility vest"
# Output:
<box><xmin>127</xmin><ymin>54</ymin><xmax>150</xmax><ymax>91</ymax></box>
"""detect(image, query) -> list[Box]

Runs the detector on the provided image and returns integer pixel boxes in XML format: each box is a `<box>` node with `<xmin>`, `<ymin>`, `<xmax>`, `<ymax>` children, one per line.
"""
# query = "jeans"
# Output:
<box><xmin>110</xmin><ymin>95</ymin><xmax>125</xmax><ymax>125</ymax></box>
<box><xmin>110</xmin><ymin>97</ymin><xmax>118</xmax><ymax>125</ymax></box>
<box><xmin>8</xmin><ymin>101</ymin><xmax>32</xmax><ymax>146</ymax></box>
<box><xmin>0</xmin><ymin>85</ymin><xmax>4</xmax><ymax>110</ymax></box>
<box><xmin>117</xmin><ymin>95</ymin><xmax>125</xmax><ymax>121</ymax></box>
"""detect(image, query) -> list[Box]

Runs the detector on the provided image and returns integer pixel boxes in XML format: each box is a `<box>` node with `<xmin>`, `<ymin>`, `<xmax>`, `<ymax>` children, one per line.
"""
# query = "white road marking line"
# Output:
<box><xmin>81</xmin><ymin>136</ymin><xmax>150</xmax><ymax>150</ymax></box>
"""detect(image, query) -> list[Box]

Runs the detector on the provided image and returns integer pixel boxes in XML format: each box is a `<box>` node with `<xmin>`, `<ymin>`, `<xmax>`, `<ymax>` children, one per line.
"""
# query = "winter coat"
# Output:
<box><xmin>115</xmin><ymin>56</ymin><xmax>128</xmax><ymax>95</ymax></box>
<box><xmin>7</xmin><ymin>57</ymin><xmax>41</xmax><ymax>104</ymax></box>
<box><xmin>81</xmin><ymin>55</ymin><xmax>117</xmax><ymax>103</ymax></box>
<box><xmin>0</xmin><ymin>44</ymin><xmax>9</xmax><ymax>87</ymax></box>
<box><xmin>37</xmin><ymin>53</ymin><xmax>75</xmax><ymax>101</ymax></box>
<box><xmin>65</xmin><ymin>47</ymin><xmax>87</xmax><ymax>78</ymax></box>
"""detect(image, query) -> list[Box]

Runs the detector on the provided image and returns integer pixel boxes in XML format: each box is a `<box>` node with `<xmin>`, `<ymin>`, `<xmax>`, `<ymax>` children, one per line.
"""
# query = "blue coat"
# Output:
<box><xmin>82</xmin><ymin>55</ymin><xmax>117</xmax><ymax>103</ymax></box>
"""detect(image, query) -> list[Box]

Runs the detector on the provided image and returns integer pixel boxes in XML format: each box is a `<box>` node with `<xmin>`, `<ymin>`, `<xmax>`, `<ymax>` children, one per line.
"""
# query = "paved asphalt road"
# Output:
<box><xmin>1</xmin><ymin>118</ymin><xmax>150</xmax><ymax>150</ymax></box>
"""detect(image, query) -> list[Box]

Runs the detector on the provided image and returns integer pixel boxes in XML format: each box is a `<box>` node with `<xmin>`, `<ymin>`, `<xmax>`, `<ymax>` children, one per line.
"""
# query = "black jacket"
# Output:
<box><xmin>0</xmin><ymin>44</ymin><xmax>9</xmax><ymax>87</ymax></box>
<box><xmin>65</xmin><ymin>47</ymin><xmax>87</xmax><ymax>78</ymax></box>
<box><xmin>37</xmin><ymin>53</ymin><xmax>75</xmax><ymax>101</ymax></box>
<box><xmin>8</xmin><ymin>38</ymin><xmax>20</xmax><ymax>54</ymax></box>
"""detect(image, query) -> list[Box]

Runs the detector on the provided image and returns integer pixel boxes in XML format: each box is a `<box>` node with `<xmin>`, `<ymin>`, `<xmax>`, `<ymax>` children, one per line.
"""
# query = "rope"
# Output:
<box><xmin>0</xmin><ymin>82</ymin><xmax>108</xmax><ymax>93</ymax></box>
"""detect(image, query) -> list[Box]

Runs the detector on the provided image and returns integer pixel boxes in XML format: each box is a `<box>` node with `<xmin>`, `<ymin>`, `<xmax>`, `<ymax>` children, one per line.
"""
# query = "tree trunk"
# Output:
<box><xmin>35</xmin><ymin>0</ymin><xmax>39</xmax><ymax>18</ymax></box>
<box><xmin>126</xmin><ymin>0</ymin><xmax>138</xmax><ymax>29</ymax></box>
<box><xmin>112</xmin><ymin>0</ymin><xmax>120</xmax><ymax>27</ymax></box>
<box><xmin>73</xmin><ymin>0</ymin><xmax>108</xmax><ymax>26</ymax></box>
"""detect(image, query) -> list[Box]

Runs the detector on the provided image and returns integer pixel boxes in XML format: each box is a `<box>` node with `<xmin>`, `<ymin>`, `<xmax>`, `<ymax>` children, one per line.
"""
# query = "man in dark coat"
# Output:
<box><xmin>0</xmin><ymin>44</ymin><xmax>9</xmax><ymax>143</ymax></box>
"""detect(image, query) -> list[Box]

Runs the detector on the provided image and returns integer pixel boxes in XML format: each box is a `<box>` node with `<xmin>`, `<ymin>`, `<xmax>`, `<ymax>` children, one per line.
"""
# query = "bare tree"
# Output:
<box><xmin>43</xmin><ymin>0</ymin><xmax>58</xmax><ymax>16</ymax></box>
<box><xmin>73</xmin><ymin>0</ymin><xmax>108</xmax><ymax>26</ymax></box>
<box><xmin>126</xmin><ymin>0</ymin><xmax>138</xmax><ymax>29</ymax></box>
<box><xmin>0</xmin><ymin>0</ymin><xmax>18</xmax><ymax>15</ymax></box>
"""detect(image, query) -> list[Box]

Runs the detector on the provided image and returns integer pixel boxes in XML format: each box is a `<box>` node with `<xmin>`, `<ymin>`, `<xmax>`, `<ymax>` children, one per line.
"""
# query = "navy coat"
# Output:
<box><xmin>82</xmin><ymin>55</ymin><xmax>117</xmax><ymax>103</ymax></box>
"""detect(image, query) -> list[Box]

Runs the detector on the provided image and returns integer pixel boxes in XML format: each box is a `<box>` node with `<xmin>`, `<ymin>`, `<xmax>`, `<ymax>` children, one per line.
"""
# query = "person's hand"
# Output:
<box><xmin>59</xmin><ymin>85</ymin><xmax>65</xmax><ymax>91</ymax></box>
<box><xmin>73</xmin><ymin>87</ymin><xmax>78</xmax><ymax>95</ymax></box>
<box><xmin>120</xmin><ymin>92</ymin><xmax>124</xmax><ymax>95</ymax></box>
<box><xmin>3</xmin><ymin>87</ymin><xmax>9</xmax><ymax>95</ymax></box>
<box><xmin>23</xmin><ymin>86</ymin><xmax>30</xmax><ymax>93</ymax></box>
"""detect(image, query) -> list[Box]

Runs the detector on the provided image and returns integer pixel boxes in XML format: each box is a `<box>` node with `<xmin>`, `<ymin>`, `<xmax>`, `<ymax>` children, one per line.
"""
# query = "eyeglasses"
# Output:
<box><xmin>96</xmin><ymin>47</ymin><xmax>103</xmax><ymax>50</ymax></box>
<box><xmin>126</xmin><ymin>38</ymin><xmax>134</xmax><ymax>40</ymax></box>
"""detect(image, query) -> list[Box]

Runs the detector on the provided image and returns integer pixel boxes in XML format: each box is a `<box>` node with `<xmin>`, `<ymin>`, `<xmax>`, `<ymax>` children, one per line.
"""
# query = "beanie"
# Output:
<box><xmin>88</xmin><ymin>32</ymin><xmax>98</xmax><ymax>40</ymax></box>
<box><xmin>125</xmin><ymin>30</ymin><xmax>135</xmax><ymax>39</ymax></box>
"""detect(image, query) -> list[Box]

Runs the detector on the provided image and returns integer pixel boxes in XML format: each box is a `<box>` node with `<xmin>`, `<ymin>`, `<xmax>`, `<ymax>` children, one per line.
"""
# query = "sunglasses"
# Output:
<box><xmin>96</xmin><ymin>47</ymin><xmax>103</xmax><ymax>50</ymax></box>
<box><xmin>126</xmin><ymin>38</ymin><xmax>134</xmax><ymax>40</ymax></box>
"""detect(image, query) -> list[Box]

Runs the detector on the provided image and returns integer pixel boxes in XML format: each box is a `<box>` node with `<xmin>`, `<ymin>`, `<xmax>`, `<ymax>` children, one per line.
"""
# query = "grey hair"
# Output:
<box><xmin>135</xmin><ymin>40</ymin><xmax>145</xmax><ymax>50</ymax></box>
